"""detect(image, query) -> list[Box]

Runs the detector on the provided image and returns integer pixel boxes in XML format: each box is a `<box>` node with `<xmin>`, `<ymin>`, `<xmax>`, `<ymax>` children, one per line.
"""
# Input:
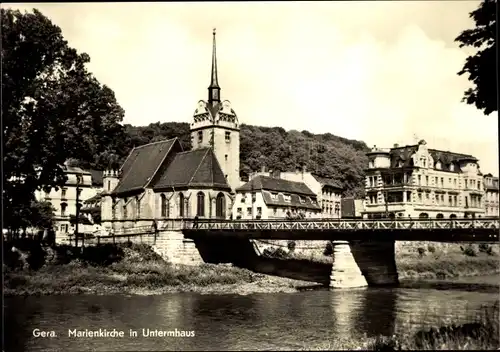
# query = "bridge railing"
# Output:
<box><xmin>183</xmin><ymin>218</ymin><xmax>500</xmax><ymax>231</ymax></box>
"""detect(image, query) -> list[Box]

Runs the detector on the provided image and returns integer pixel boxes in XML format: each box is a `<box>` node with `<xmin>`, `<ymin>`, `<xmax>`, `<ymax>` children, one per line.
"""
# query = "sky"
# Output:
<box><xmin>6</xmin><ymin>1</ymin><xmax>499</xmax><ymax>174</ymax></box>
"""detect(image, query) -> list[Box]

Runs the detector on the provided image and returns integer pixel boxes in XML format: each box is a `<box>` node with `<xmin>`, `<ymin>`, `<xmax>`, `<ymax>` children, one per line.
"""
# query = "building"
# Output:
<box><xmin>101</xmin><ymin>29</ymin><xmax>238</xmax><ymax>230</ymax></box>
<box><xmin>483</xmin><ymin>173</ymin><xmax>499</xmax><ymax>217</ymax></box>
<box><xmin>233</xmin><ymin>174</ymin><xmax>321</xmax><ymax>220</ymax></box>
<box><xmin>341</xmin><ymin>197</ymin><xmax>364</xmax><ymax>219</ymax></box>
<box><xmin>34</xmin><ymin>163</ymin><xmax>103</xmax><ymax>240</ymax></box>
<box><xmin>362</xmin><ymin>140</ymin><xmax>485</xmax><ymax>219</ymax></box>
<box><xmin>250</xmin><ymin>166</ymin><xmax>343</xmax><ymax>218</ymax></box>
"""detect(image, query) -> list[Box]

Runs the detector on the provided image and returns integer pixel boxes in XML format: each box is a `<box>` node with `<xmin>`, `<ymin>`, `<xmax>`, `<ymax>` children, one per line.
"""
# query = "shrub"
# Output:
<box><xmin>323</xmin><ymin>242</ymin><xmax>333</xmax><ymax>256</ymax></box>
<box><xmin>479</xmin><ymin>243</ymin><xmax>494</xmax><ymax>255</ymax></box>
<box><xmin>462</xmin><ymin>244</ymin><xmax>477</xmax><ymax>257</ymax></box>
<box><xmin>287</xmin><ymin>241</ymin><xmax>296</xmax><ymax>253</ymax></box>
<box><xmin>427</xmin><ymin>244</ymin><xmax>436</xmax><ymax>253</ymax></box>
<box><xmin>417</xmin><ymin>247</ymin><xmax>426</xmax><ymax>257</ymax></box>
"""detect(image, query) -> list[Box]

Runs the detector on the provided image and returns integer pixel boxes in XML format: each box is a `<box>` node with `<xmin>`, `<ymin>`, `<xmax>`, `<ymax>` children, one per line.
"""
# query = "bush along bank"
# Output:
<box><xmin>3</xmin><ymin>240</ymin><xmax>311</xmax><ymax>296</ymax></box>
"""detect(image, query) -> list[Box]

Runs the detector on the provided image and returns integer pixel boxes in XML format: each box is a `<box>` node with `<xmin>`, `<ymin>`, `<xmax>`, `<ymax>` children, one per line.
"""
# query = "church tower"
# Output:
<box><xmin>190</xmin><ymin>29</ymin><xmax>240</xmax><ymax>193</ymax></box>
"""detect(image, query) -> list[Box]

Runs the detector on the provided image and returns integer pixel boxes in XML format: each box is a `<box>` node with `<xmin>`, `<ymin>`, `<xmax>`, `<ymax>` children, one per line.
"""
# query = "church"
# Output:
<box><xmin>101</xmin><ymin>29</ymin><xmax>240</xmax><ymax>231</ymax></box>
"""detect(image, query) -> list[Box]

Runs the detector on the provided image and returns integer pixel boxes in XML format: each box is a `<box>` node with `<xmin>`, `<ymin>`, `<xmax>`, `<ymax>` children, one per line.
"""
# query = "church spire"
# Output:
<box><xmin>208</xmin><ymin>28</ymin><xmax>220</xmax><ymax>105</ymax></box>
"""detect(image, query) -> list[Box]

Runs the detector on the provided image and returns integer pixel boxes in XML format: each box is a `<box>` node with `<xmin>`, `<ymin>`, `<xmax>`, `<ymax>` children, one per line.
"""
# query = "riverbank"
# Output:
<box><xmin>3</xmin><ymin>241</ymin><xmax>499</xmax><ymax>296</ymax></box>
<box><xmin>3</xmin><ymin>242</ymin><xmax>313</xmax><ymax>296</ymax></box>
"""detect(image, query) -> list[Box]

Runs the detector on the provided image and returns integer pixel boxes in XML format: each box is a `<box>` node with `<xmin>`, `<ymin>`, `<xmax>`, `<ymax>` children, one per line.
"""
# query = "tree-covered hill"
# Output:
<box><xmin>120</xmin><ymin>122</ymin><xmax>369</xmax><ymax>197</ymax></box>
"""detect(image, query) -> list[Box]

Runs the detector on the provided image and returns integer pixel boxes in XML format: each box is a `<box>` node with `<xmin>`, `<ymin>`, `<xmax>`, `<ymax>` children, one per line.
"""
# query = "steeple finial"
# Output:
<box><xmin>208</xmin><ymin>28</ymin><xmax>220</xmax><ymax>104</ymax></box>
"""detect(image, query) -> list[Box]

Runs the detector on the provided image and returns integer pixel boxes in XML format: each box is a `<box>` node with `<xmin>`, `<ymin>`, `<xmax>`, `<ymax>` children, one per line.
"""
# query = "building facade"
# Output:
<box><xmin>233</xmin><ymin>174</ymin><xmax>321</xmax><ymax>220</ymax></box>
<box><xmin>483</xmin><ymin>173</ymin><xmax>499</xmax><ymax>217</ymax></box>
<box><xmin>250</xmin><ymin>167</ymin><xmax>343</xmax><ymax>218</ymax></box>
<box><xmin>34</xmin><ymin>164</ymin><xmax>103</xmax><ymax>239</ymax></box>
<box><xmin>362</xmin><ymin>140</ymin><xmax>485</xmax><ymax>219</ymax></box>
<box><xmin>101</xmin><ymin>29</ymin><xmax>238</xmax><ymax>231</ymax></box>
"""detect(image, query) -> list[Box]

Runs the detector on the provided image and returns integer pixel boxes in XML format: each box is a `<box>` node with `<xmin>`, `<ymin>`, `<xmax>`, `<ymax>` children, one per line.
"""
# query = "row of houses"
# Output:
<box><xmin>32</xmin><ymin>30</ymin><xmax>499</xmax><ymax>241</ymax></box>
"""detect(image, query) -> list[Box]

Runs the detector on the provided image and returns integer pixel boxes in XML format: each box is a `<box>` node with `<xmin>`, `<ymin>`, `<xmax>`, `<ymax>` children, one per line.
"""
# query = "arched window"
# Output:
<box><xmin>216</xmin><ymin>193</ymin><xmax>225</xmax><ymax>218</ymax></box>
<box><xmin>197</xmin><ymin>192</ymin><xmax>205</xmax><ymax>217</ymax></box>
<box><xmin>60</xmin><ymin>202</ymin><xmax>67</xmax><ymax>217</ymax></box>
<box><xmin>179</xmin><ymin>193</ymin><xmax>185</xmax><ymax>218</ymax></box>
<box><xmin>436</xmin><ymin>213</ymin><xmax>444</xmax><ymax>219</ymax></box>
<box><xmin>161</xmin><ymin>194</ymin><xmax>168</xmax><ymax>218</ymax></box>
<box><xmin>419</xmin><ymin>213</ymin><xmax>429</xmax><ymax>219</ymax></box>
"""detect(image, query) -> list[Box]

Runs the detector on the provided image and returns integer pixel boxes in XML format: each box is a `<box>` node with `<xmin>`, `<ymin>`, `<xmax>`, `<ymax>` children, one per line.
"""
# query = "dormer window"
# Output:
<box><xmin>299</xmin><ymin>196</ymin><xmax>305</xmax><ymax>204</ymax></box>
<box><xmin>270</xmin><ymin>193</ymin><xmax>278</xmax><ymax>200</ymax></box>
<box><xmin>284</xmin><ymin>194</ymin><xmax>291</xmax><ymax>202</ymax></box>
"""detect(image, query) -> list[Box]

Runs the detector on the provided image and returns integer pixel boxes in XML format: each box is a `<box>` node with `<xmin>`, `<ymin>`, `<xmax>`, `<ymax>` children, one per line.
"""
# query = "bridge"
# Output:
<box><xmin>97</xmin><ymin>217</ymin><xmax>499</xmax><ymax>288</ymax></box>
<box><xmin>182</xmin><ymin>218</ymin><xmax>500</xmax><ymax>243</ymax></box>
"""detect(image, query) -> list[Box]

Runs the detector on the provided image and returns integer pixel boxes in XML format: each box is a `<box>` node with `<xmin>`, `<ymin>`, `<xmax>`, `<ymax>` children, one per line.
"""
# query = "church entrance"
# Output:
<box><xmin>215</xmin><ymin>193</ymin><xmax>225</xmax><ymax>218</ymax></box>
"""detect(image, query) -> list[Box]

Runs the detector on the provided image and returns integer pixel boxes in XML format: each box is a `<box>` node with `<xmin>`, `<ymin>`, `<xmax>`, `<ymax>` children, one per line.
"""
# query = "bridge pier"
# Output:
<box><xmin>330</xmin><ymin>241</ymin><xmax>368</xmax><ymax>288</ymax></box>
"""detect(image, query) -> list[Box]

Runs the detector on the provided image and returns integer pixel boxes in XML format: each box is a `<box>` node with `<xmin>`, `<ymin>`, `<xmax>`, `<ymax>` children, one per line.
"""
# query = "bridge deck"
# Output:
<box><xmin>182</xmin><ymin>218</ymin><xmax>500</xmax><ymax>242</ymax></box>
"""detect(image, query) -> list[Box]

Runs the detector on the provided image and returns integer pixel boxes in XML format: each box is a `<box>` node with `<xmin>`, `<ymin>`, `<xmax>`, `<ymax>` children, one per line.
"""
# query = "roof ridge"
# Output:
<box><xmin>259</xmin><ymin>174</ymin><xmax>309</xmax><ymax>186</ymax></box>
<box><xmin>176</xmin><ymin>148</ymin><xmax>209</xmax><ymax>155</ymax></box>
<box><xmin>133</xmin><ymin>137</ymin><xmax>178</xmax><ymax>150</ymax></box>
<box><xmin>188</xmin><ymin>149</ymin><xmax>210</xmax><ymax>185</ymax></box>
<box><xmin>144</xmin><ymin>138</ymin><xmax>178</xmax><ymax>189</ymax></box>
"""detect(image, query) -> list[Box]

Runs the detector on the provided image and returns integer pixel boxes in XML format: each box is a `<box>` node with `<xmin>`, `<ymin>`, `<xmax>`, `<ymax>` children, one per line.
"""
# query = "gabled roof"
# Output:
<box><xmin>112</xmin><ymin>138</ymin><xmax>179</xmax><ymax>195</ymax></box>
<box><xmin>237</xmin><ymin>175</ymin><xmax>316</xmax><ymax>196</ymax></box>
<box><xmin>387</xmin><ymin>145</ymin><xmax>478</xmax><ymax>172</ymax></box>
<box><xmin>311</xmin><ymin>174</ymin><xmax>343</xmax><ymax>189</ymax></box>
<box><xmin>261</xmin><ymin>191</ymin><xmax>321</xmax><ymax>210</ymax></box>
<box><xmin>153</xmin><ymin>148</ymin><xmax>230</xmax><ymax>190</ymax></box>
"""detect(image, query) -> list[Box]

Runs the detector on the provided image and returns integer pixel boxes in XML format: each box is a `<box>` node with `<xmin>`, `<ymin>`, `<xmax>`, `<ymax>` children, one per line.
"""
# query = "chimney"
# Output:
<box><xmin>261</xmin><ymin>165</ymin><xmax>266</xmax><ymax>173</ymax></box>
<box><xmin>394</xmin><ymin>143</ymin><xmax>399</xmax><ymax>148</ymax></box>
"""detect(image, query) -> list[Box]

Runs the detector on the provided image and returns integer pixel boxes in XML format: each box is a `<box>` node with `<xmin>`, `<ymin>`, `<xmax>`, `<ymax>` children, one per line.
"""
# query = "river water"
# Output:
<box><xmin>4</xmin><ymin>275</ymin><xmax>499</xmax><ymax>352</ymax></box>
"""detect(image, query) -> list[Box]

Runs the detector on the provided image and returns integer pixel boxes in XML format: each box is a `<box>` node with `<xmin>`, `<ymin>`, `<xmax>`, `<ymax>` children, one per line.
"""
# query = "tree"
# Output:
<box><xmin>455</xmin><ymin>0</ymin><xmax>497</xmax><ymax>116</ymax></box>
<box><xmin>2</xmin><ymin>8</ymin><xmax>126</xmax><ymax>230</ymax></box>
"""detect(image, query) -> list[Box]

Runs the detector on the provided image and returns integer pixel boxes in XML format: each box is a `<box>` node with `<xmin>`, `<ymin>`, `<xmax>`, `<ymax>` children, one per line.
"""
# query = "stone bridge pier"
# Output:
<box><xmin>330</xmin><ymin>240</ymin><xmax>399</xmax><ymax>288</ymax></box>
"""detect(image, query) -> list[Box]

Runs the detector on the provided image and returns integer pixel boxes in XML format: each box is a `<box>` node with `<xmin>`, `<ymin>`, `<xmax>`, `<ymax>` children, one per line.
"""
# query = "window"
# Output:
<box><xmin>418</xmin><ymin>175</ymin><xmax>421</xmax><ymax>185</ymax></box>
<box><xmin>77</xmin><ymin>188</ymin><xmax>82</xmax><ymax>197</ymax></box>
<box><xmin>448</xmin><ymin>178</ymin><xmax>451</xmax><ymax>187</ymax></box>
<box><xmin>435</xmin><ymin>194</ymin><xmax>439</xmax><ymax>204</ymax></box>
<box><xmin>448</xmin><ymin>196</ymin><xmax>452</xmax><ymax>205</ymax></box>
<box><xmin>225</xmin><ymin>154</ymin><xmax>228</xmax><ymax>161</ymax></box>
<box><xmin>454</xmin><ymin>195</ymin><xmax>458</xmax><ymax>206</ymax></box>
<box><xmin>179</xmin><ymin>193</ymin><xmax>185</xmax><ymax>217</ymax></box>
<box><xmin>123</xmin><ymin>203</ymin><xmax>127</xmax><ymax>219</ymax></box>
<box><xmin>284</xmin><ymin>194</ymin><xmax>291</xmax><ymax>202</ymax></box>
<box><xmin>271</xmin><ymin>193</ymin><xmax>278</xmax><ymax>200</ymax></box>
<box><xmin>237</xmin><ymin>207</ymin><xmax>242</xmax><ymax>213</ymax></box>
<box><xmin>61</xmin><ymin>188</ymin><xmax>67</xmax><ymax>198</ymax></box>
<box><xmin>225</xmin><ymin>131</ymin><xmax>231</xmax><ymax>142</ymax></box>
<box><xmin>197</xmin><ymin>192</ymin><xmax>205</xmax><ymax>217</ymax></box>
<box><xmin>273</xmin><ymin>207</ymin><xmax>277</xmax><ymax>215</ymax></box>
<box><xmin>478</xmin><ymin>181</ymin><xmax>481</xmax><ymax>190</ymax></box>
<box><xmin>299</xmin><ymin>196</ymin><xmax>305</xmax><ymax>204</ymax></box>
<box><xmin>425</xmin><ymin>176</ymin><xmax>429</xmax><ymax>185</ymax></box>
<box><xmin>241</xmin><ymin>193</ymin><xmax>246</xmax><ymax>202</ymax></box>
<box><xmin>60</xmin><ymin>203</ymin><xmax>67</xmax><ymax>216</ymax></box>
<box><xmin>247</xmin><ymin>207</ymin><xmax>252</xmax><ymax>216</ymax></box>
<box><xmin>161</xmin><ymin>194</ymin><xmax>168</xmax><ymax>217</ymax></box>
<box><xmin>256</xmin><ymin>207</ymin><xmax>262</xmax><ymax>219</ymax></box>
<box><xmin>107</xmin><ymin>180</ymin><xmax>111</xmax><ymax>191</ymax></box>
<box><xmin>453</xmin><ymin>179</ymin><xmax>457</xmax><ymax>187</ymax></box>
<box><xmin>418</xmin><ymin>192</ymin><xmax>422</xmax><ymax>202</ymax></box>
<box><xmin>198</xmin><ymin>131</ymin><xmax>203</xmax><ymax>143</ymax></box>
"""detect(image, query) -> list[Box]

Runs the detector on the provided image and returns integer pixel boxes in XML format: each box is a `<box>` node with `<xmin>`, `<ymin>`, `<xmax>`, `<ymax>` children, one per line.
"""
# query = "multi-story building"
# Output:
<box><xmin>483</xmin><ymin>173</ymin><xmax>499</xmax><ymax>217</ymax></box>
<box><xmin>233</xmin><ymin>174</ymin><xmax>321</xmax><ymax>220</ymax></box>
<box><xmin>362</xmin><ymin>139</ymin><xmax>485</xmax><ymax>219</ymax></box>
<box><xmin>34</xmin><ymin>163</ymin><xmax>103</xmax><ymax>240</ymax></box>
<box><xmin>250</xmin><ymin>167</ymin><xmax>343</xmax><ymax>218</ymax></box>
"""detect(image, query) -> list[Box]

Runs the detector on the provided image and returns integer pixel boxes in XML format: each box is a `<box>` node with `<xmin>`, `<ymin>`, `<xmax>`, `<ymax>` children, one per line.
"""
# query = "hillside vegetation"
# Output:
<box><xmin>122</xmin><ymin>122</ymin><xmax>369</xmax><ymax>197</ymax></box>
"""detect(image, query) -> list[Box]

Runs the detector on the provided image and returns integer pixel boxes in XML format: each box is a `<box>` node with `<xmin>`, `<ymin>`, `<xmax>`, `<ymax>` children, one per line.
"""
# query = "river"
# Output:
<box><xmin>4</xmin><ymin>275</ymin><xmax>499</xmax><ymax>351</ymax></box>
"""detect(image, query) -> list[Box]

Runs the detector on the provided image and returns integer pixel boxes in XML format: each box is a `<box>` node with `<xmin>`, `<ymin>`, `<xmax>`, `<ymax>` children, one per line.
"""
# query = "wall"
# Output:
<box><xmin>349</xmin><ymin>240</ymin><xmax>399</xmax><ymax>285</ymax></box>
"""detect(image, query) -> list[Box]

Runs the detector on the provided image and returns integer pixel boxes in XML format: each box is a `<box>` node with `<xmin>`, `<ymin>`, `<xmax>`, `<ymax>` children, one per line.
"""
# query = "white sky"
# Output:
<box><xmin>6</xmin><ymin>2</ymin><xmax>499</xmax><ymax>174</ymax></box>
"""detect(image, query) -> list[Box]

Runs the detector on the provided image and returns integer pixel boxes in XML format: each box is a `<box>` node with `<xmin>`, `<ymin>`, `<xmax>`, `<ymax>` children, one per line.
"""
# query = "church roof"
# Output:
<box><xmin>112</xmin><ymin>138</ymin><xmax>179</xmax><ymax>195</ymax></box>
<box><xmin>153</xmin><ymin>148</ymin><xmax>230</xmax><ymax>190</ymax></box>
<box><xmin>237</xmin><ymin>175</ymin><xmax>316</xmax><ymax>196</ymax></box>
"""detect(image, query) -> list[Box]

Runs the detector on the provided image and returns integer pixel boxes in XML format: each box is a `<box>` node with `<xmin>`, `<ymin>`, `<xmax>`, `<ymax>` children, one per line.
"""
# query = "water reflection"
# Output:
<box><xmin>4</xmin><ymin>278</ymin><xmax>499</xmax><ymax>352</ymax></box>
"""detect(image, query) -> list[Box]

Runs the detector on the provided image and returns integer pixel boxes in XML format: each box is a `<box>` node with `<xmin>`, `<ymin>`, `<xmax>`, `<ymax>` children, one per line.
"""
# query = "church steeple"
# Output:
<box><xmin>208</xmin><ymin>28</ymin><xmax>221</xmax><ymax>105</ymax></box>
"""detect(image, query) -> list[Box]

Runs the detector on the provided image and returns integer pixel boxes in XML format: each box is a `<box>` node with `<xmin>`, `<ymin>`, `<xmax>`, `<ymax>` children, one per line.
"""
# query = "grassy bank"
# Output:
<box><xmin>3</xmin><ymin>242</ymin><xmax>312</xmax><ymax>296</ymax></box>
